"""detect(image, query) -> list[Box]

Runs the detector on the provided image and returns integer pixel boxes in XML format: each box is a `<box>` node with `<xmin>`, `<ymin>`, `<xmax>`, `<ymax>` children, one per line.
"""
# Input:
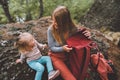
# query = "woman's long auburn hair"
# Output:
<box><xmin>14</xmin><ymin>32</ymin><xmax>35</xmax><ymax>53</ymax></box>
<box><xmin>52</xmin><ymin>6</ymin><xmax>77</xmax><ymax>45</ymax></box>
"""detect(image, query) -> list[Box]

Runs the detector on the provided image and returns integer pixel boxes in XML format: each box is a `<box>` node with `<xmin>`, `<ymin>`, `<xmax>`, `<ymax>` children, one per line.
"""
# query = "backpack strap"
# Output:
<box><xmin>89</xmin><ymin>42</ymin><xmax>101</xmax><ymax>70</ymax></box>
<box><xmin>95</xmin><ymin>53</ymin><xmax>101</xmax><ymax>69</ymax></box>
<box><xmin>80</xmin><ymin>46</ymin><xmax>91</xmax><ymax>80</ymax></box>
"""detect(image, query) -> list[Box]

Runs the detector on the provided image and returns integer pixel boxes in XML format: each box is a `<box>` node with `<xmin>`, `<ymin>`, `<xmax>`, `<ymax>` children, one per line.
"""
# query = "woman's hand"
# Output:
<box><xmin>62</xmin><ymin>45</ymin><xmax>72</xmax><ymax>52</ymax></box>
<box><xmin>16</xmin><ymin>59</ymin><xmax>22</xmax><ymax>64</ymax></box>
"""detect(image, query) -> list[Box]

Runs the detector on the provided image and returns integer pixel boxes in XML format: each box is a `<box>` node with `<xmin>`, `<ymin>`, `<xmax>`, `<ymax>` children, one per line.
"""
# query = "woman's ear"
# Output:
<box><xmin>14</xmin><ymin>42</ymin><xmax>17</xmax><ymax>48</ymax></box>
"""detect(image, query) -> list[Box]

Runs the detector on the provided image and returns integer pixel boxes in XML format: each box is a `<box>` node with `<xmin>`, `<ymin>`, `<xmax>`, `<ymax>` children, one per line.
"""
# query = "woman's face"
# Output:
<box><xmin>52</xmin><ymin>16</ymin><xmax>58</xmax><ymax>29</ymax></box>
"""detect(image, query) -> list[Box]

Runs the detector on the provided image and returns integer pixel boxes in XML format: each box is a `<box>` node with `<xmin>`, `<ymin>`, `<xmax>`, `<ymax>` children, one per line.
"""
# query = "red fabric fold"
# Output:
<box><xmin>91</xmin><ymin>53</ymin><xmax>113</xmax><ymax>80</ymax></box>
<box><xmin>67</xmin><ymin>32</ymin><xmax>92</xmax><ymax>80</ymax></box>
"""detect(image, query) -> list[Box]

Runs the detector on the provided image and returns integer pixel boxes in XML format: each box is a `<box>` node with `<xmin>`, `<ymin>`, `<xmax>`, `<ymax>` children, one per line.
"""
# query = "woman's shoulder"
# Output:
<box><xmin>48</xmin><ymin>25</ymin><xmax>53</xmax><ymax>32</ymax></box>
<box><xmin>48</xmin><ymin>25</ymin><xmax>53</xmax><ymax>29</ymax></box>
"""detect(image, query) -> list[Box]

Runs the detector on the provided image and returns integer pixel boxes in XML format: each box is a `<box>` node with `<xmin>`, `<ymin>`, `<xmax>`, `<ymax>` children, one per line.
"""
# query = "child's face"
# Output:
<box><xmin>29</xmin><ymin>39</ymin><xmax>35</xmax><ymax>47</ymax></box>
<box><xmin>17</xmin><ymin>32</ymin><xmax>35</xmax><ymax>52</ymax></box>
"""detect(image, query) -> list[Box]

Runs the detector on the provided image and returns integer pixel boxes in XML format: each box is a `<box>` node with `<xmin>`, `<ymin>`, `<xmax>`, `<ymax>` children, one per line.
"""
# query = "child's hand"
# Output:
<box><xmin>16</xmin><ymin>59</ymin><xmax>22</xmax><ymax>64</ymax></box>
<box><xmin>43</xmin><ymin>44</ymin><xmax>47</xmax><ymax>50</ymax></box>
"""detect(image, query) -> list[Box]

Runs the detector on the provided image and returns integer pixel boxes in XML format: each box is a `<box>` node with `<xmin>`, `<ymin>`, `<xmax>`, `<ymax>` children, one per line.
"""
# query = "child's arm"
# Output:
<box><xmin>35</xmin><ymin>40</ymin><xmax>47</xmax><ymax>50</ymax></box>
<box><xmin>16</xmin><ymin>59</ymin><xmax>22</xmax><ymax>63</ymax></box>
<box><xmin>16</xmin><ymin>54</ymin><xmax>25</xmax><ymax>64</ymax></box>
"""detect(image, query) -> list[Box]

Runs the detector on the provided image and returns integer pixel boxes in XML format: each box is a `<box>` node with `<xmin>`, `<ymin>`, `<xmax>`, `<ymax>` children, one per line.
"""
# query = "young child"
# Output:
<box><xmin>15</xmin><ymin>32</ymin><xmax>60</xmax><ymax>80</ymax></box>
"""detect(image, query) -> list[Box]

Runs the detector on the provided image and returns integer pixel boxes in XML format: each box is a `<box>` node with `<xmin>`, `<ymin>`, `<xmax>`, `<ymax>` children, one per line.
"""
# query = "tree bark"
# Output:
<box><xmin>25</xmin><ymin>0</ymin><xmax>32</xmax><ymax>21</ymax></box>
<box><xmin>0</xmin><ymin>0</ymin><xmax>14</xmax><ymax>23</ymax></box>
<box><xmin>80</xmin><ymin>0</ymin><xmax>120</xmax><ymax>31</ymax></box>
<box><xmin>39</xmin><ymin>0</ymin><xmax>44</xmax><ymax>18</ymax></box>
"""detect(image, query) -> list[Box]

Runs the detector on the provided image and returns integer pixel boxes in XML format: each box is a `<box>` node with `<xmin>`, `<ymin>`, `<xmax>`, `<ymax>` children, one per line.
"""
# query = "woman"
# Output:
<box><xmin>47</xmin><ymin>6</ymin><xmax>91</xmax><ymax>80</ymax></box>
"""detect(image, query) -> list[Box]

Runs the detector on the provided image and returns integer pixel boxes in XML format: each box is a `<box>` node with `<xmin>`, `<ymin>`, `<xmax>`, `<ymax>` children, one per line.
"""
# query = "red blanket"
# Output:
<box><xmin>67</xmin><ymin>31</ymin><xmax>92</xmax><ymax>80</ymax></box>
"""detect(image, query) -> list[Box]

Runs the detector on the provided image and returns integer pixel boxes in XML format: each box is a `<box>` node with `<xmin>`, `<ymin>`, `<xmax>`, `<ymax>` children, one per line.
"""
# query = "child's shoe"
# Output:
<box><xmin>48</xmin><ymin>70</ymin><xmax>60</xmax><ymax>80</ymax></box>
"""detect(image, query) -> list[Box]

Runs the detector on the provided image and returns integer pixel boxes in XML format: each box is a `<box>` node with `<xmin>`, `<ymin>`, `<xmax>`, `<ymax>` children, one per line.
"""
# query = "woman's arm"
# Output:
<box><xmin>47</xmin><ymin>26</ymin><xmax>64</xmax><ymax>52</ymax></box>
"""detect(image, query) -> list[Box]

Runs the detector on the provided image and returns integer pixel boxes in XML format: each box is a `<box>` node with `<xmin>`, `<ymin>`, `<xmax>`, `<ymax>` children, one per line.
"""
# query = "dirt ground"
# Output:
<box><xmin>0</xmin><ymin>16</ymin><xmax>120</xmax><ymax>80</ymax></box>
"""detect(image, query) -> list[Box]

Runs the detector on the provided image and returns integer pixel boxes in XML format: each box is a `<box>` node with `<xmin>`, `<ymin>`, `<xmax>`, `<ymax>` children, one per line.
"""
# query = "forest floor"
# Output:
<box><xmin>0</xmin><ymin>16</ymin><xmax>120</xmax><ymax>80</ymax></box>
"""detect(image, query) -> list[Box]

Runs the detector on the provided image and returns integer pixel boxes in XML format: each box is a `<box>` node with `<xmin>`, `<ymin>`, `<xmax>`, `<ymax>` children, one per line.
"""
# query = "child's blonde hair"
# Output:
<box><xmin>14</xmin><ymin>32</ymin><xmax>35</xmax><ymax>53</ymax></box>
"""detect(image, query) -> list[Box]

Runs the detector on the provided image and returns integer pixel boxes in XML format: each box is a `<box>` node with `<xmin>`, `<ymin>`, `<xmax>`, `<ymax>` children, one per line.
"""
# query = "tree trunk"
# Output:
<box><xmin>0</xmin><ymin>0</ymin><xmax>14</xmax><ymax>23</ymax></box>
<box><xmin>25</xmin><ymin>0</ymin><xmax>32</xmax><ymax>21</ymax></box>
<box><xmin>80</xmin><ymin>0</ymin><xmax>120</xmax><ymax>31</ymax></box>
<box><xmin>39</xmin><ymin>0</ymin><xmax>44</xmax><ymax>18</ymax></box>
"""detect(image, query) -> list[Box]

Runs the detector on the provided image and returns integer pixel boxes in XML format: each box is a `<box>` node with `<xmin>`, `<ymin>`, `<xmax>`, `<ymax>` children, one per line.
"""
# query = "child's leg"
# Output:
<box><xmin>37</xmin><ymin>56</ymin><xmax>53</xmax><ymax>72</ymax></box>
<box><xmin>27</xmin><ymin>61</ymin><xmax>45</xmax><ymax>80</ymax></box>
<box><xmin>37</xmin><ymin>56</ymin><xmax>60</xmax><ymax>80</ymax></box>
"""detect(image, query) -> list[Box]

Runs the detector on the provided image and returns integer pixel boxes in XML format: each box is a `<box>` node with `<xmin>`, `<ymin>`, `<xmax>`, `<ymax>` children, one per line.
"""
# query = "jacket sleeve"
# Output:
<box><xmin>20</xmin><ymin>53</ymin><xmax>25</xmax><ymax>62</ymax></box>
<box><xmin>47</xmin><ymin>26</ymin><xmax>64</xmax><ymax>52</ymax></box>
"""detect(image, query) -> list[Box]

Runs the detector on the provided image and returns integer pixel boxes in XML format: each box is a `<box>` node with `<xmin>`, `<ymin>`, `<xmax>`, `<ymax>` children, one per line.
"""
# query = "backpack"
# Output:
<box><xmin>90</xmin><ymin>49</ymin><xmax>118</xmax><ymax>80</ymax></box>
<box><xmin>66</xmin><ymin>30</ymin><xmax>92</xmax><ymax>80</ymax></box>
<box><xmin>66</xmin><ymin>30</ymin><xmax>117</xmax><ymax>80</ymax></box>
